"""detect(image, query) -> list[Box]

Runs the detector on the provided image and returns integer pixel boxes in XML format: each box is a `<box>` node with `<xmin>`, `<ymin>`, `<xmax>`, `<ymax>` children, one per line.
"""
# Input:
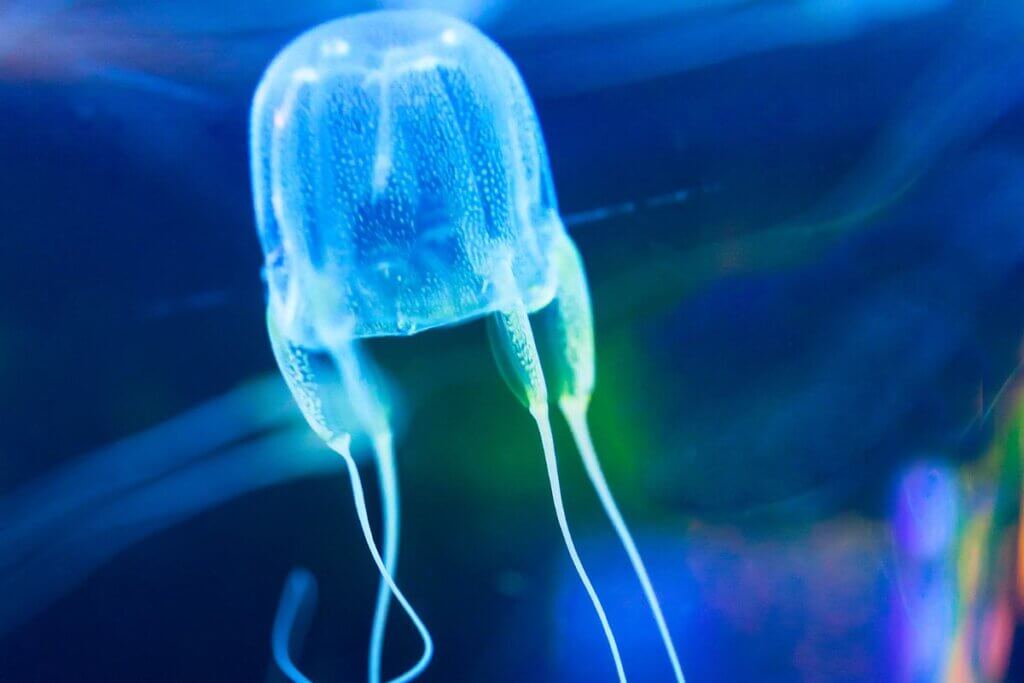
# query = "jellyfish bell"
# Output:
<box><xmin>251</xmin><ymin>9</ymin><xmax>562</xmax><ymax>345</ymax></box>
<box><xmin>251</xmin><ymin>10</ymin><xmax>683</xmax><ymax>682</ymax></box>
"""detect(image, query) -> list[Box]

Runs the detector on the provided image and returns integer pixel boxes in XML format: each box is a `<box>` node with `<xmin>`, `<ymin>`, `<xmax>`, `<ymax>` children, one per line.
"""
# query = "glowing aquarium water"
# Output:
<box><xmin>6</xmin><ymin>0</ymin><xmax>1024</xmax><ymax>681</ymax></box>
<box><xmin>250</xmin><ymin>10</ymin><xmax>682</xmax><ymax>682</ymax></box>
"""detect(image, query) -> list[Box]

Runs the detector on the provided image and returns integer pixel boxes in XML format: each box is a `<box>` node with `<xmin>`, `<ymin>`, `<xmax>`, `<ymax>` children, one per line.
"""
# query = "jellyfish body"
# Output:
<box><xmin>251</xmin><ymin>10</ymin><xmax>682</xmax><ymax>681</ymax></box>
<box><xmin>251</xmin><ymin>10</ymin><xmax>562</xmax><ymax>345</ymax></box>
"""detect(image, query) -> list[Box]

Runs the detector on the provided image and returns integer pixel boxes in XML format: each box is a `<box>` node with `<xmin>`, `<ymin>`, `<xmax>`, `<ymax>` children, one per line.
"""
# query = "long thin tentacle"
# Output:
<box><xmin>488</xmin><ymin>297</ymin><xmax>627</xmax><ymax>682</ymax></box>
<box><xmin>369</xmin><ymin>433</ymin><xmax>399</xmax><ymax>683</ymax></box>
<box><xmin>543</xmin><ymin>232</ymin><xmax>685</xmax><ymax>680</ymax></box>
<box><xmin>562</xmin><ymin>400</ymin><xmax>686</xmax><ymax>683</ymax></box>
<box><xmin>533</xmin><ymin>405</ymin><xmax>628</xmax><ymax>683</ymax></box>
<box><xmin>330</xmin><ymin>435</ymin><xmax>433</xmax><ymax>683</ymax></box>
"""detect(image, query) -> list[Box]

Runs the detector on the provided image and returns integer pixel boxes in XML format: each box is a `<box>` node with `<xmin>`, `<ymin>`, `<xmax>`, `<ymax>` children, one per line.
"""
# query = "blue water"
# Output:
<box><xmin>2</xmin><ymin>1</ymin><xmax>1024</xmax><ymax>681</ymax></box>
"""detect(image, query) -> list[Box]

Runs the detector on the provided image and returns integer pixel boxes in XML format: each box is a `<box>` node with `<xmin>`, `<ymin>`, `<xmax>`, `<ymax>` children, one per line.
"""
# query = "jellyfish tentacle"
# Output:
<box><xmin>324</xmin><ymin>339</ymin><xmax>401</xmax><ymax>683</ymax></box>
<box><xmin>329</xmin><ymin>335</ymin><xmax>391</xmax><ymax>439</ymax></box>
<box><xmin>544</xmin><ymin>233</ymin><xmax>596</xmax><ymax>402</ymax></box>
<box><xmin>272</xmin><ymin>568</ymin><xmax>319</xmax><ymax>683</ymax></box>
<box><xmin>545</xmin><ymin>235</ymin><xmax>686</xmax><ymax>683</ymax></box>
<box><xmin>488</xmin><ymin>297</ymin><xmax>627</xmax><ymax>683</ymax></box>
<box><xmin>369</xmin><ymin>432</ymin><xmax>399</xmax><ymax>683</ymax></box>
<box><xmin>563</xmin><ymin>404</ymin><xmax>686</xmax><ymax>683</ymax></box>
<box><xmin>271</xmin><ymin>310</ymin><xmax>419</xmax><ymax>682</ymax></box>
<box><xmin>267</xmin><ymin>309</ymin><xmax>342</xmax><ymax>444</ymax></box>
<box><xmin>533</xmin><ymin>409</ymin><xmax>625</xmax><ymax>683</ymax></box>
<box><xmin>330</xmin><ymin>434</ymin><xmax>433</xmax><ymax>683</ymax></box>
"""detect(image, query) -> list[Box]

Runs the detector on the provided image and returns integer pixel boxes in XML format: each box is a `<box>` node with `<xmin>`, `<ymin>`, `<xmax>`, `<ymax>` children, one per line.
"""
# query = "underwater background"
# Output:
<box><xmin>3</xmin><ymin>0</ymin><xmax>1024</xmax><ymax>681</ymax></box>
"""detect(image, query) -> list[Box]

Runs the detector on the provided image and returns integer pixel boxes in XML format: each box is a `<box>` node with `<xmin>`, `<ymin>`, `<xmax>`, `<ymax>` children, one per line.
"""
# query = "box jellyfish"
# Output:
<box><xmin>251</xmin><ymin>10</ymin><xmax>682</xmax><ymax>681</ymax></box>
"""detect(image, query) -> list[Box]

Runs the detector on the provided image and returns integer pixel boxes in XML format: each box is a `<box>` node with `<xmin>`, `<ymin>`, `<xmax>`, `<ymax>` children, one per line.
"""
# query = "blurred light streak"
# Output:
<box><xmin>594</xmin><ymin>6</ymin><xmax>1024</xmax><ymax>325</ymax></box>
<box><xmin>0</xmin><ymin>425</ymin><xmax>343</xmax><ymax>636</ymax></box>
<box><xmin>0</xmin><ymin>376</ymin><xmax>355</xmax><ymax>635</ymax></box>
<box><xmin>940</xmin><ymin>375</ymin><xmax>1024</xmax><ymax>683</ymax></box>
<box><xmin>503</xmin><ymin>0</ymin><xmax>954</xmax><ymax>94</ymax></box>
<box><xmin>889</xmin><ymin>462</ymin><xmax>958</xmax><ymax>683</ymax></box>
<box><xmin>0</xmin><ymin>375</ymin><xmax>295</xmax><ymax>555</ymax></box>
<box><xmin>0</xmin><ymin>0</ymin><xmax>959</xmax><ymax>93</ymax></box>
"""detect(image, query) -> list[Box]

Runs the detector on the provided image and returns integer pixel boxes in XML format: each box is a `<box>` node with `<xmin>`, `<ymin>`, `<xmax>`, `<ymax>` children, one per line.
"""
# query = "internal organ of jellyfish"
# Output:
<box><xmin>251</xmin><ymin>10</ymin><xmax>684</xmax><ymax>682</ymax></box>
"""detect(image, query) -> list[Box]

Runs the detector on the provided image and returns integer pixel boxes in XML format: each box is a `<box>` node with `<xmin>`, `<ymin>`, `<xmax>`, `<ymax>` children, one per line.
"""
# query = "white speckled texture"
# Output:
<box><xmin>251</xmin><ymin>10</ymin><xmax>563</xmax><ymax>343</ymax></box>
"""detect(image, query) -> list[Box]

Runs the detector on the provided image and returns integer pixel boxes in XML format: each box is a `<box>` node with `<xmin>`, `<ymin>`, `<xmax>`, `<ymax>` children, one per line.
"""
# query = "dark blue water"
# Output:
<box><xmin>2</xmin><ymin>2</ymin><xmax>1024</xmax><ymax>681</ymax></box>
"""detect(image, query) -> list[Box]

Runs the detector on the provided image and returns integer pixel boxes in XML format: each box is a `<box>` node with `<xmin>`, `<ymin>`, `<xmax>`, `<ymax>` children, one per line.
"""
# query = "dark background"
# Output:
<box><xmin>2</xmin><ymin>1</ymin><xmax>1024</xmax><ymax>680</ymax></box>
